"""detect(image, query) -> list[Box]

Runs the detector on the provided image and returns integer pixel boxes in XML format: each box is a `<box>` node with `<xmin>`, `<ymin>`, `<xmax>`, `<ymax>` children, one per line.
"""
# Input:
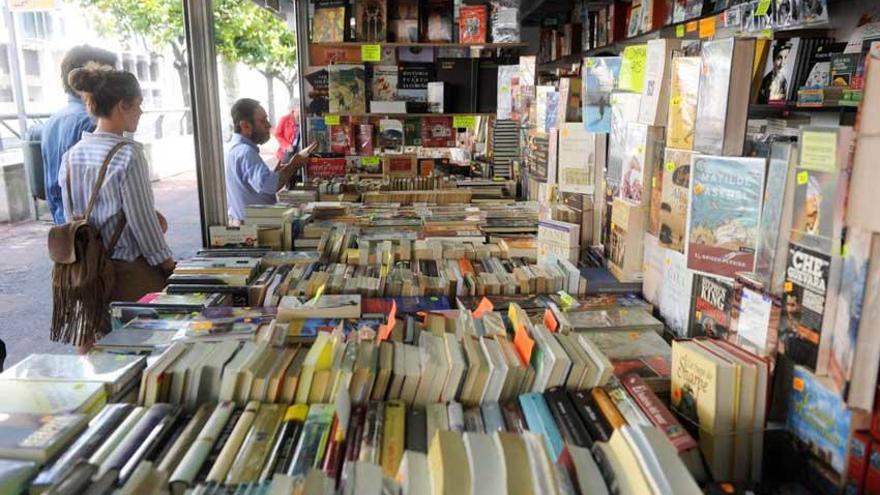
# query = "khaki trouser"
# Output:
<box><xmin>111</xmin><ymin>257</ymin><xmax>168</xmax><ymax>302</ymax></box>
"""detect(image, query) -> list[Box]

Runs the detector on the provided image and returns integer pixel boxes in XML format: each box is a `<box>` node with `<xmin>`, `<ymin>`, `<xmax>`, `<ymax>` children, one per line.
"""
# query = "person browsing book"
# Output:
<box><xmin>59</xmin><ymin>64</ymin><xmax>175</xmax><ymax>303</ymax></box>
<box><xmin>225</xmin><ymin>98</ymin><xmax>315</xmax><ymax>224</ymax></box>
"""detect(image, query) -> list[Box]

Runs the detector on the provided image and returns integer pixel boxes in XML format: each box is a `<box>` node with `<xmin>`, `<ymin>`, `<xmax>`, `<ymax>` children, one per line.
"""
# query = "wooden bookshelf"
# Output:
<box><xmin>310</xmin><ymin>41</ymin><xmax>528</xmax><ymax>49</ymax></box>
<box><xmin>312</xmin><ymin>113</ymin><xmax>497</xmax><ymax>118</ymax></box>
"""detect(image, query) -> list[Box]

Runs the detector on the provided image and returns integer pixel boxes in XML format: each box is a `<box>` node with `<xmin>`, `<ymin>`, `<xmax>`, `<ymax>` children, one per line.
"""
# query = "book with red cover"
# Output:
<box><xmin>847</xmin><ymin>431</ymin><xmax>872</xmax><ymax>494</ymax></box>
<box><xmin>420</xmin><ymin>116</ymin><xmax>455</xmax><ymax>147</ymax></box>
<box><xmin>356</xmin><ymin>124</ymin><xmax>374</xmax><ymax>156</ymax></box>
<box><xmin>307</xmin><ymin>157</ymin><xmax>347</xmax><ymax>179</ymax></box>
<box><xmin>865</xmin><ymin>441</ymin><xmax>880</xmax><ymax>493</ymax></box>
<box><xmin>621</xmin><ymin>373</ymin><xmax>698</xmax><ymax>453</ymax></box>
<box><xmin>329</xmin><ymin>124</ymin><xmax>353</xmax><ymax>155</ymax></box>
<box><xmin>458</xmin><ymin>4</ymin><xmax>487</xmax><ymax>44</ymax></box>
<box><xmin>322</xmin><ymin>413</ymin><xmax>347</xmax><ymax>481</ymax></box>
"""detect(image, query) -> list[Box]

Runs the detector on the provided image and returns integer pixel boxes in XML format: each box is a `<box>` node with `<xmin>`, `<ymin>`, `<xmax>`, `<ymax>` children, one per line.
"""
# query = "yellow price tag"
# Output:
<box><xmin>362</xmin><ymin>156</ymin><xmax>381</xmax><ymax>166</ymax></box>
<box><xmin>453</xmin><ymin>115</ymin><xmax>476</xmax><ymax>130</ymax></box>
<box><xmin>671</xmin><ymin>95</ymin><xmax>682</xmax><ymax>106</ymax></box>
<box><xmin>755</xmin><ymin>0</ymin><xmax>772</xmax><ymax>16</ymax></box>
<box><xmin>665</xmin><ymin>161</ymin><xmax>676</xmax><ymax>172</ymax></box>
<box><xmin>797</xmin><ymin>171</ymin><xmax>809</xmax><ymax>185</ymax></box>
<box><xmin>308</xmin><ymin>284</ymin><xmax>326</xmax><ymax>306</ymax></box>
<box><xmin>676</xmin><ymin>24</ymin><xmax>685</xmax><ymax>38</ymax></box>
<box><xmin>324</xmin><ymin>114</ymin><xmax>341</xmax><ymax>126</ymax></box>
<box><xmin>361</xmin><ymin>44</ymin><xmax>382</xmax><ymax>62</ymax></box>
<box><xmin>557</xmin><ymin>291</ymin><xmax>576</xmax><ymax>310</ymax></box>
<box><xmin>585</xmin><ymin>58</ymin><xmax>595</xmax><ymax>68</ymax></box>
<box><xmin>699</xmin><ymin>17</ymin><xmax>716</xmax><ymax>39</ymax></box>
<box><xmin>508</xmin><ymin>304</ymin><xmax>520</xmax><ymax>331</ymax></box>
<box><xmin>784</xmin><ymin>281</ymin><xmax>793</xmax><ymax>292</ymax></box>
<box><xmin>842</xmin><ymin>244</ymin><xmax>850</xmax><ymax>257</ymax></box>
<box><xmin>761</xmin><ymin>28</ymin><xmax>774</xmax><ymax>39</ymax></box>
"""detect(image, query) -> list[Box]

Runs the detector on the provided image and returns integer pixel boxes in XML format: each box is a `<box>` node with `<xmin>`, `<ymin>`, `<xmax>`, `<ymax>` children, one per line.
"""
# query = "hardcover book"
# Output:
<box><xmin>686</xmin><ymin>155</ymin><xmax>766</xmax><ymax>279</ymax></box>
<box><xmin>558</xmin><ymin>123</ymin><xmax>601</xmax><ymax>195</ymax></box>
<box><xmin>780</xmin><ymin>242</ymin><xmax>831</xmax><ymax>371</ymax></box>
<box><xmin>458</xmin><ymin>5</ymin><xmax>487</xmax><ymax>44</ymax></box>
<box><xmin>420</xmin><ymin>116</ymin><xmax>455</xmax><ymax>148</ymax></box>
<box><xmin>0</xmin><ymin>413</ymin><xmax>87</xmax><ymax>463</ymax></box>
<box><xmin>666</xmin><ymin>56</ymin><xmax>701</xmax><ymax>151</ymax></box>
<box><xmin>388</xmin><ymin>0</ymin><xmax>419</xmax><ymax>42</ymax></box>
<box><xmin>693</xmin><ymin>38</ymin><xmax>756</xmax><ymax>156</ymax></box>
<box><xmin>582</xmin><ymin>57</ymin><xmax>621</xmax><ymax>134</ymax></box>
<box><xmin>658</xmin><ymin>148</ymin><xmax>691</xmax><ymax>253</ymax></box>
<box><xmin>306</xmin><ymin>157</ymin><xmax>347</xmax><ymax>180</ymax></box>
<box><xmin>328</xmin><ymin>65</ymin><xmax>366</xmax><ymax>114</ymax></box>
<box><xmin>329</xmin><ymin>124</ymin><xmax>353</xmax><ymax>155</ymax></box>
<box><xmin>421</xmin><ymin>0</ymin><xmax>453</xmax><ymax>42</ymax></box>
<box><xmin>355</xmin><ymin>0</ymin><xmax>387</xmax><ymax>42</ymax></box>
<box><xmin>757</xmin><ymin>38</ymin><xmax>801</xmax><ymax>103</ymax></box>
<box><xmin>398</xmin><ymin>63</ymin><xmax>433</xmax><ymax>111</ymax></box>
<box><xmin>304</xmin><ymin>67</ymin><xmax>330</xmax><ymax>115</ymax></box>
<box><xmin>370</xmin><ymin>65</ymin><xmax>405</xmax><ymax>113</ymax></box>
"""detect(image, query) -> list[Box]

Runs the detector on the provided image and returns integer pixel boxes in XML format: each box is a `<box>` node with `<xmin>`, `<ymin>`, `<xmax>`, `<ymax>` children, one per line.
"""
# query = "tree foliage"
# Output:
<box><xmin>79</xmin><ymin>0</ymin><xmax>298</xmax><ymax>96</ymax></box>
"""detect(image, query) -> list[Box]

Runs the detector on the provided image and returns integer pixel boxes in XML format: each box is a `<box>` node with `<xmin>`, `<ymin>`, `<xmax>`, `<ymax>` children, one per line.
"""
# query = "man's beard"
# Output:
<box><xmin>253</xmin><ymin>129</ymin><xmax>270</xmax><ymax>145</ymax></box>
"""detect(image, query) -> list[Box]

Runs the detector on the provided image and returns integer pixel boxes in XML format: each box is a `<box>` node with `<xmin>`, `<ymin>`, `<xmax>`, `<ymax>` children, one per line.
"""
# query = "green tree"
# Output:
<box><xmin>79</xmin><ymin>0</ymin><xmax>297</xmax><ymax>127</ymax></box>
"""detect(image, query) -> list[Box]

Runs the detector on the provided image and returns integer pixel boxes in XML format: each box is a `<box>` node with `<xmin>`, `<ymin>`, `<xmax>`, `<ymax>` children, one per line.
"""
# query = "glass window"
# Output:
<box><xmin>27</xmin><ymin>85</ymin><xmax>42</xmax><ymax>102</ymax></box>
<box><xmin>23</xmin><ymin>49</ymin><xmax>40</xmax><ymax>77</ymax></box>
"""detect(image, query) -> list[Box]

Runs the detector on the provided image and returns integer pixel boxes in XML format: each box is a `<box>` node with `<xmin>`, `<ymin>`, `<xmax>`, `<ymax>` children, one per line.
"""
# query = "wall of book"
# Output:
<box><xmin>3</xmin><ymin>1</ymin><xmax>880</xmax><ymax>495</ymax></box>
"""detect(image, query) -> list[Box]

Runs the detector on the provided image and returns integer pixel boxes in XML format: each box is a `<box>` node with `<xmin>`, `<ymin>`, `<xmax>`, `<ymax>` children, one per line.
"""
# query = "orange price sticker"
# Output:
<box><xmin>792</xmin><ymin>377</ymin><xmax>805</xmax><ymax>392</ymax></box>
<box><xmin>378</xmin><ymin>300</ymin><xmax>397</xmax><ymax>341</ymax></box>
<box><xmin>699</xmin><ymin>17</ymin><xmax>716</xmax><ymax>39</ymax></box>
<box><xmin>514</xmin><ymin>324</ymin><xmax>535</xmax><ymax>364</ymax></box>
<box><xmin>686</xmin><ymin>20</ymin><xmax>698</xmax><ymax>33</ymax></box>
<box><xmin>544</xmin><ymin>309</ymin><xmax>558</xmax><ymax>333</ymax></box>
<box><xmin>472</xmin><ymin>297</ymin><xmax>494</xmax><ymax>318</ymax></box>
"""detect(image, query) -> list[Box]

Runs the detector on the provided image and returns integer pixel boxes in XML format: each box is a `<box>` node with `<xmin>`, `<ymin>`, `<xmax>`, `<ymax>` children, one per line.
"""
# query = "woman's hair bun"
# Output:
<box><xmin>67</xmin><ymin>62</ymin><xmax>110</xmax><ymax>94</ymax></box>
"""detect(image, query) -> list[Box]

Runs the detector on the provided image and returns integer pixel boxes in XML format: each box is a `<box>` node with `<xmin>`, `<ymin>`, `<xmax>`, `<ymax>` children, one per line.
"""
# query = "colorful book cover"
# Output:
<box><xmin>388</xmin><ymin>0</ymin><xmax>419</xmax><ymax>42</ymax></box>
<box><xmin>496</xmin><ymin>65</ymin><xmax>518</xmax><ymax>120</ymax></box>
<box><xmin>827</xmin><ymin>230</ymin><xmax>873</xmax><ymax>392</ymax></box>
<box><xmin>618</xmin><ymin>44</ymin><xmax>647</xmax><ymax>93</ymax></box>
<box><xmin>328</xmin><ymin>65</ymin><xmax>366</xmax><ymax>114</ymax></box>
<box><xmin>758</xmin><ymin>38</ymin><xmax>800</xmax><ymax>103</ymax></box>
<box><xmin>788</xmin><ymin>365</ymin><xmax>853</xmax><ymax>476</ymax></box>
<box><xmin>620</xmin><ymin>123</ymin><xmax>661</xmax><ymax>206</ymax></box>
<box><xmin>686</xmin><ymin>155</ymin><xmax>766</xmax><ymax>279</ymax></box>
<box><xmin>670</xmin><ymin>340</ymin><xmax>723</xmax><ymax>433</ymax></box>
<box><xmin>582</xmin><ymin>57</ymin><xmax>621</xmax><ymax>134</ymax></box>
<box><xmin>311</xmin><ymin>2</ymin><xmax>346</xmax><ymax>43</ymax></box>
<box><xmin>304</xmin><ymin>66</ymin><xmax>329</xmax><ymax>115</ymax></box>
<box><xmin>356</xmin><ymin>124</ymin><xmax>374</xmax><ymax>156</ymax></box>
<box><xmin>355</xmin><ymin>0</ymin><xmax>387</xmax><ymax>42</ymax></box>
<box><xmin>666</xmin><ymin>56</ymin><xmax>701</xmax><ymax>150</ymax></box>
<box><xmin>780</xmin><ymin>242</ymin><xmax>831</xmax><ymax>370</ymax></box>
<box><xmin>658</xmin><ymin>148</ymin><xmax>691</xmax><ymax>253</ymax></box>
<box><xmin>370</xmin><ymin>65</ymin><xmax>399</xmax><ymax>102</ymax></box>
<box><xmin>378</xmin><ymin>119</ymin><xmax>404</xmax><ymax>151</ymax></box>
<box><xmin>307</xmin><ymin>117</ymin><xmax>330</xmax><ymax>153</ymax></box>
<box><xmin>790</xmin><ymin>169</ymin><xmax>837</xmax><ymax>246</ymax></box>
<box><xmin>420</xmin><ymin>116</ymin><xmax>455</xmax><ymax>147</ymax></box>
<box><xmin>659</xmin><ymin>249</ymin><xmax>694</xmax><ymax>338</ymax></box>
<box><xmin>694</xmin><ymin>38</ymin><xmax>734</xmax><ymax>155</ymax></box>
<box><xmin>306</xmin><ymin>157</ymin><xmax>347</xmax><ymax>179</ymax></box>
<box><xmin>329</xmin><ymin>124</ymin><xmax>353</xmax><ymax>155</ymax></box>
<box><xmin>689</xmin><ymin>274</ymin><xmax>735</xmax><ymax>339</ymax></box>
<box><xmin>458</xmin><ymin>5</ymin><xmax>487</xmax><ymax>44</ymax></box>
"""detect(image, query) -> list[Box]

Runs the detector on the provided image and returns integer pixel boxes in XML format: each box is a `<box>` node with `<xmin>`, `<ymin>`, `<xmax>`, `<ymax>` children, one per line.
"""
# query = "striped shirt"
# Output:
<box><xmin>59</xmin><ymin>131</ymin><xmax>173</xmax><ymax>266</ymax></box>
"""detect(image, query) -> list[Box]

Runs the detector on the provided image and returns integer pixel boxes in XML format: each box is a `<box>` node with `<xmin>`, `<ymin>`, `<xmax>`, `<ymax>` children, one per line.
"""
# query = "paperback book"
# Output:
<box><xmin>355</xmin><ymin>0</ymin><xmax>387</xmax><ymax>42</ymax></box>
<box><xmin>686</xmin><ymin>155</ymin><xmax>766</xmax><ymax>279</ymax></box>
<box><xmin>328</xmin><ymin>65</ymin><xmax>366</xmax><ymax>114</ymax></box>
<box><xmin>688</xmin><ymin>274</ymin><xmax>735</xmax><ymax>339</ymax></box>
<box><xmin>666</xmin><ymin>56</ymin><xmax>701</xmax><ymax>151</ymax></box>
<box><xmin>582</xmin><ymin>57</ymin><xmax>621</xmax><ymax>134</ymax></box>
<box><xmin>658</xmin><ymin>148</ymin><xmax>691</xmax><ymax>253</ymax></box>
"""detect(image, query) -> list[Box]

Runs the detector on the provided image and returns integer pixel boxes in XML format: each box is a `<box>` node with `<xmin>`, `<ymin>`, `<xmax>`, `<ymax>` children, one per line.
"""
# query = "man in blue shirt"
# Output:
<box><xmin>225</xmin><ymin>98</ymin><xmax>313</xmax><ymax>223</ymax></box>
<box><xmin>41</xmin><ymin>45</ymin><xmax>117</xmax><ymax>224</ymax></box>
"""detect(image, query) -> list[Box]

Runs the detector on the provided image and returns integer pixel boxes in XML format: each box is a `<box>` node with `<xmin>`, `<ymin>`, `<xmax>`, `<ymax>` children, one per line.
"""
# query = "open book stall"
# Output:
<box><xmin>3</xmin><ymin>0</ymin><xmax>880</xmax><ymax>494</ymax></box>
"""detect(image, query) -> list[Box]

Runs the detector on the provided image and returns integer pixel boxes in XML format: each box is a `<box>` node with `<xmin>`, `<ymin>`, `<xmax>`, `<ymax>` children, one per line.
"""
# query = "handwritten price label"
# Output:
<box><xmin>361</xmin><ymin>44</ymin><xmax>382</xmax><ymax>62</ymax></box>
<box><xmin>324</xmin><ymin>114</ymin><xmax>341</xmax><ymax>126</ymax></box>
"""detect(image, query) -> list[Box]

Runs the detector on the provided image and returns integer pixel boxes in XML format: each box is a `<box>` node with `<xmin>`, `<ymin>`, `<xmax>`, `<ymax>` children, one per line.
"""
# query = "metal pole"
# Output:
<box><xmin>294</xmin><ymin>0</ymin><xmax>309</xmax><ymax>145</ymax></box>
<box><xmin>3</xmin><ymin>6</ymin><xmax>27</xmax><ymax>139</ymax></box>
<box><xmin>183</xmin><ymin>0</ymin><xmax>227</xmax><ymax>247</ymax></box>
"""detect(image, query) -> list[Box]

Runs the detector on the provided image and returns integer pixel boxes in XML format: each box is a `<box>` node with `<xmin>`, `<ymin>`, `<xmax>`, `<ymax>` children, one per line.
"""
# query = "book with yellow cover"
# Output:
<box><xmin>658</xmin><ymin>148</ymin><xmax>692</xmax><ymax>252</ymax></box>
<box><xmin>666</xmin><ymin>56</ymin><xmax>701</xmax><ymax>150</ymax></box>
<box><xmin>381</xmin><ymin>400</ymin><xmax>406</xmax><ymax>477</ymax></box>
<box><xmin>428</xmin><ymin>430</ymin><xmax>471</xmax><ymax>495</ymax></box>
<box><xmin>670</xmin><ymin>340</ymin><xmax>737</xmax><ymax>481</ymax></box>
<box><xmin>225</xmin><ymin>403</ymin><xmax>285</xmax><ymax>485</ymax></box>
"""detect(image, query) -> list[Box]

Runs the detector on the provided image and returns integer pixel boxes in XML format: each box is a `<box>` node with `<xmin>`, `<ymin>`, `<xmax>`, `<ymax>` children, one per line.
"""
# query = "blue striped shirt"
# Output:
<box><xmin>59</xmin><ymin>131</ymin><xmax>173</xmax><ymax>266</ymax></box>
<box><xmin>225</xmin><ymin>133</ymin><xmax>279</xmax><ymax>221</ymax></box>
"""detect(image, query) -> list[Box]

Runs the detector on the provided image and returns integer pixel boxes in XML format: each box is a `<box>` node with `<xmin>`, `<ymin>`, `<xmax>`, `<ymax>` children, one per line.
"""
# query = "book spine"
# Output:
<box><xmin>205</xmin><ymin>401</ymin><xmax>260</xmax><ymax>483</ymax></box>
<box><xmin>119</xmin><ymin>405</ymin><xmax>183</xmax><ymax>485</ymax></box>
<box><xmin>519</xmin><ymin>392</ymin><xmax>564</xmax><ymax>462</ymax></box>
<box><xmin>543</xmin><ymin>386</ymin><xmax>592</xmax><ymax>448</ymax></box>
<box><xmin>569</xmin><ymin>390</ymin><xmax>612</xmax><ymax>442</ymax></box>
<box><xmin>287</xmin><ymin>405</ymin><xmax>335</xmax><ymax>478</ymax></box>
<box><xmin>359</xmin><ymin>401</ymin><xmax>382</xmax><ymax>464</ymax></box>
<box><xmin>621</xmin><ymin>374</ymin><xmax>698</xmax><ymax>453</ymax></box>
<box><xmin>321</xmin><ymin>414</ymin><xmax>347</xmax><ymax>482</ymax></box>
<box><xmin>381</xmin><ymin>400</ymin><xmax>406</xmax><ymax>477</ymax></box>
<box><xmin>591</xmin><ymin>387</ymin><xmax>626</xmax><ymax>429</ymax></box>
<box><xmin>194</xmin><ymin>405</ymin><xmax>243</xmax><ymax>484</ymax></box>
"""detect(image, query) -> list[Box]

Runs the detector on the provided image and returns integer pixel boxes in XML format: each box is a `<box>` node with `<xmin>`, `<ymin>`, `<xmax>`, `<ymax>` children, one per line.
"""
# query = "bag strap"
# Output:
<box><xmin>84</xmin><ymin>141</ymin><xmax>129</xmax><ymax>220</ymax></box>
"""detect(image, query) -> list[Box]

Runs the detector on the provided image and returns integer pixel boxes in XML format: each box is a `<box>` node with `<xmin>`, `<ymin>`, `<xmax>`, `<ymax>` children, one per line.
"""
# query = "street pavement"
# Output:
<box><xmin>0</xmin><ymin>169</ymin><xmax>202</xmax><ymax>368</ymax></box>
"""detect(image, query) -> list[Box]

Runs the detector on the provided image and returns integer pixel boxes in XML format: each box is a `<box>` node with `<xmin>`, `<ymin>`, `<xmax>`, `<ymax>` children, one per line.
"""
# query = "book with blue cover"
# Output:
<box><xmin>518</xmin><ymin>392</ymin><xmax>564</xmax><ymax>462</ymax></box>
<box><xmin>583</xmin><ymin>57</ymin><xmax>621</xmax><ymax>134</ymax></box>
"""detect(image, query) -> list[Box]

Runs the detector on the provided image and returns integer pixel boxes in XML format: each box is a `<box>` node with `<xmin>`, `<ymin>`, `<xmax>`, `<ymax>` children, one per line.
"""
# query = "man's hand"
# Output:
<box><xmin>276</xmin><ymin>141</ymin><xmax>318</xmax><ymax>191</ymax></box>
<box><xmin>159</xmin><ymin>258</ymin><xmax>176</xmax><ymax>275</ymax></box>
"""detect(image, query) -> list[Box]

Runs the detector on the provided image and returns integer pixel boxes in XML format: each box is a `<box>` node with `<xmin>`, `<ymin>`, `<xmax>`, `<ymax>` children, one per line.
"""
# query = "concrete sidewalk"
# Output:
<box><xmin>0</xmin><ymin>169</ymin><xmax>202</xmax><ymax>368</ymax></box>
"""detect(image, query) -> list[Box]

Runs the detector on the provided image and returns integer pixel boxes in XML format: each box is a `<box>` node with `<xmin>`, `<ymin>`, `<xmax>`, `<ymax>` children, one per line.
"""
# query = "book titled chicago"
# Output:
<box><xmin>686</xmin><ymin>155</ymin><xmax>766</xmax><ymax>279</ymax></box>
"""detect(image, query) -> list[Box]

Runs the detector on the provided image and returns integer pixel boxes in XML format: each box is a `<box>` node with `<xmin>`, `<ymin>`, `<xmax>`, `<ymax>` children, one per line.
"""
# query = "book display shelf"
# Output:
<box><xmin>3</xmin><ymin>1</ymin><xmax>880</xmax><ymax>495</ymax></box>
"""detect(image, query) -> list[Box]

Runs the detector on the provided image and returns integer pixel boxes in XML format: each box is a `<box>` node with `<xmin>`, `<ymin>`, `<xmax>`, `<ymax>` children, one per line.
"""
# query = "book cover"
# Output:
<box><xmin>0</xmin><ymin>413</ymin><xmax>87</xmax><ymax>463</ymax></box>
<box><xmin>388</xmin><ymin>0</ymin><xmax>419</xmax><ymax>42</ymax></box>
<box><xmin>403</xmin><ymin>117</ymin><xmax>422</xmax><ymax>146</ymax></box>
<box><xmin>666</xmin><ymin>56</ymin><xmax>701</xmax><ymax>150</ymax></box>
<box><xmin>780</xmin><ymin>242</ymin><xmax>831</xmax><ymax>371</ymax></box>
<box><xmin>307</xmin><ymin>117</ymin><xmax>330</xmax><ymax>153</ymax></box>
<box><xmin>639</xmin><ymin>38</ymin><xmax>681</xmax><ymax>126</ymax></box>
<box><xmin>558</xmin><ymin>123</ymin><xmax>599</xmax><ymax>195</ymax></box>
<box><xmin>732</xmin><ymin>275</ymin><xmax>782</xmax><ymax>358</ymax></box>
<box><xmin>306</xmin><ymin>157</ymin><xmax>347</xmax><ymax>180</ymax></box>
<box><xmin>311</xmin><ymin>1</ymin><xmax>346</xmax><ymax>43</ymax></box>
<box><xmin>370</xmin><ymin>65</ymin><xmax>399</xmax><ymax>103</ymax></box>
<box><xmin>356</xmin><ymin>124</ymin><xmax>374</xmax><ymax>156</ymax></box>
<box><xmin>435</xmin><ymin>58</ymin><xmax>477</xmax><ymax>114</ymax></box>
<box><xmin>658</xmin><ymin>148</ymin><xmax>691</xmax><ymax>253</ymax></box>
<box><xmin>329</xmin><ymin>124</ymin><xmax>353</xmax><ymax>155</ymax></box>
<box><xmin>398</xmin><ymin>63</ymin><xmax>433</xmax><ymax>111</ymax></box>
<box><xmin>618</xmin><ymin>44</ymin><xmax>647</xmax><ymax>93</ymax></box>
<box><xmin>304</xmin><ymin>67</ymin><xmax>329</xmax><ymax>115</ymax></box>
<box><xmin>827</xmin><ymin>230</ymin><xmax>873</xmax><ymax>393</ymax></box>
<box><xmin>788</xmin><ymin>365</ymin><xmax>853</xmax><ymax>477</ymax></box>
<box><xmin>619</xmin><ymin>123</ymin><xmax>661</xmax><ymax>206</ymax></box>
<box><xmin>384</xmin><ymin>155</ymin><xmax>417</xmax><ymax>177</ymax></box>
<box><xmin>458</xmin><ymin>5</ymin><xmax>487</xmax><ymax>44</ymax></box>
<box><xmin>607</xmin><ymin>92</ymin><xmax>642</xmax><ymax>184</ymax></box>
<box><xmin>328</xmin><ymin>65</ymin><xmax>366</xmax><ymax>114</ymax></box>
<box><xmin>421</xmin><ymin>116</ymin><xmax>455</xmax><ymax>148</ymax></box>
<box><xmin>582</xmin><ymin>57</ymin><xmax>621</xmax><ymax>134</ymax></box>
<box><xmin>686</xmin><ymin>155</ymin><xmax>766</xmax><ymax>279</ymax></box>
<box><xmin>355</xmin><ymin>0</ymin><xmax>387</xmax><ymax>42</ymax></box>
<box><xmin>421</xmin><ymin>0</ymin><xmax>453</xmax><ymax>42</ymax></box>
<box><xmin>689</xmin><ymin>274</ymin><xmax>735</xmax><ymax>339</ymax></box>
<box><xmin>694</xmin><ymin>38</ymin><xmax>754</xmax><ymax>156</ymax></box>
<box><xmin>660</xmin><ymin>249</ymin><xmax>694</xmax><ymax>338</ymax></box>
<box><xmin>378</xmin><ymin>118</ymin><xmax>404</xmax><ymax>151</ymax></box>
<box><xmin>758</xmin><ymin>38</ymin><xmax>801</xmax><ymax>103</ymax></box>
<box><xmin>497</xmin><ymin>65</ymin><xmax>518</xmax><ymax>120</ymax></box>
<box><xmin>754</xmin><ymin>142</ymin><xmax>798</xmax><ymax>295</ymax></box>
